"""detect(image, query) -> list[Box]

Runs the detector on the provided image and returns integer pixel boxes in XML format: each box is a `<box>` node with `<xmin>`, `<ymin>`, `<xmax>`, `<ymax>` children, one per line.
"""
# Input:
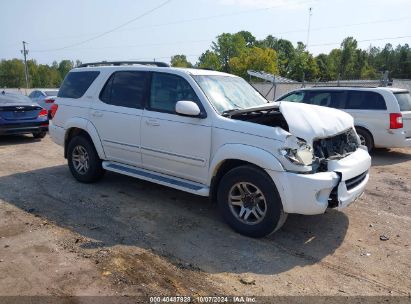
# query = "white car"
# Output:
<box><xmin>29</xmin><ymin>89</ymin><xmax>59</xmax><ymax>114</ymax></box>
<box><xmin>277</xmin><ymin>87</ymin><xmax>411</xmax><ymax>151</ymax></box>
<box><xmin>49</xmin><ymin>61</ymin><xmax>371</xmax><ymax>238</ymax></box>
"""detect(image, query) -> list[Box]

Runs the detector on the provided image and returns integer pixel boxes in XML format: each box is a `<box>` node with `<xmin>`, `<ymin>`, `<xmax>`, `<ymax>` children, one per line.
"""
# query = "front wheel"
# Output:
<box><xmin>217</xmin><ymin>165</ymin><xmax>287</xmax><ymax>238</ymax></box>
<box><xmin>356</xmin><ymin>128</ymin><xmax>374</xmax><ymax>152</ymax></box>
<box><xmin>67</xmin><ymin>136</ymin><xmax>105</xmax><ymax>183</ymax></box>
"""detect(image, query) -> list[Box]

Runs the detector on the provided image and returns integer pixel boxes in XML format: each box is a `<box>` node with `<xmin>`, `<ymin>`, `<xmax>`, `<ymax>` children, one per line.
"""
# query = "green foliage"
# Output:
<box><xmin>0</xmin><ymin>59</ymin><xmax>79</xmax><ymax>88</ymax></box>
<box><xmin>197</xmin><ymin>51</ymin><xmax>222</xmax><ymax>71</ymax></box>
<box><xmin>229</xmin><ymin>47</ymin><xmax>279</xmax><ymax>79</ymax></box>
<box><xmin>170</xmin><ymin>55</ymin><xmax>193</xmax><ymax>68</ymax></box>
<box><xmin>211</xmin><ymin>33</ymin><xmax>248</xmax><ymax>72</ymax></box>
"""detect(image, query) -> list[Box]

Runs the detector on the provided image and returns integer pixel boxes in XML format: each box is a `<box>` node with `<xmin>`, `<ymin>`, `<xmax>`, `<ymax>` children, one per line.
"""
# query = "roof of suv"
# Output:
<box><xmin>74</xmin><ymin>65</ymin><xmax>235</xmax><ymax>77</ymax></box>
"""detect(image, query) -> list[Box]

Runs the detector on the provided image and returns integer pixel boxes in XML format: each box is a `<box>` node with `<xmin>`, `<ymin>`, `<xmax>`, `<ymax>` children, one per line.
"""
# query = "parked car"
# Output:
<box><xmin>49</xmin><ymin>61</ymin><xmax>371</xmax><ymax>238</ymax></box>
<box><xmin>28</xmin><ymin>89</ymin><xmax>59</xmax><ymax>116</ymax></box>
<box><xmin>276</xmin><ymin>87</ymin><xmax>411</xmax><ymax>151</ymax></box>
<box><xmin>0</xmin><ymin>91</ymin><xmax>49</xmax><ymax>138</ymax></box>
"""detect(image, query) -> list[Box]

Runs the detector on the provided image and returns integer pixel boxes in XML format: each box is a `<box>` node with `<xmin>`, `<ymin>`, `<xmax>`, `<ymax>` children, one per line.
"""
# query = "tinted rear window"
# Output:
<box><xmin>394</xmin><ymin>92</ymin><xmax>411</xmax><ymax>111</ymax></box>
<box><xmin>345</xmin><ymin>91</ymin><xmax>386</xmax><ymax>110</ymax></box>
<box><xmin>58</xmin><ymin>71</ymin><xmax>100</xmax><ymax>99</ymax></box>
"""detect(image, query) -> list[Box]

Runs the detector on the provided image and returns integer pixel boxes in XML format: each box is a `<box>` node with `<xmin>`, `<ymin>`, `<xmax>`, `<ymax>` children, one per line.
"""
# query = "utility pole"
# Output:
<box><xmin>306</xmin><ymin>7</ymin><xmax>313</xmax><ymax>51</ymax></box>
<box><xmin>21</xmin><ymin>41</ymin><xmax>29</xmax><ymax>93</ymax></box>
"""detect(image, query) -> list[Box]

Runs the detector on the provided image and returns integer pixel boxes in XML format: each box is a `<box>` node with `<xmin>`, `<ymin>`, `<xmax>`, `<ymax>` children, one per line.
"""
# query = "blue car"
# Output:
<box><xmin>0</xmin><ymin>91</ymin><xmax>49</xmax><ymax>138</ymax></box>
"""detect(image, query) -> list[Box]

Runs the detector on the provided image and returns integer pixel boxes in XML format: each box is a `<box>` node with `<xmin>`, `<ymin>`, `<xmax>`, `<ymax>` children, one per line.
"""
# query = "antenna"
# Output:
<box><xmin>306</xmin><ymin>7</ymin><xmax>313</xmax><ymax>51</ymax></box>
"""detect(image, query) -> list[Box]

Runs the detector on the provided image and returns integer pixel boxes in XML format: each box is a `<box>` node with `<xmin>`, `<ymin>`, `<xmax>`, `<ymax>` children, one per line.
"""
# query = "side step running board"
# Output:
<box><xmin>102</xmin><ymin>161</ymin><xmax>210</xmax><ymax>196</ymax></box>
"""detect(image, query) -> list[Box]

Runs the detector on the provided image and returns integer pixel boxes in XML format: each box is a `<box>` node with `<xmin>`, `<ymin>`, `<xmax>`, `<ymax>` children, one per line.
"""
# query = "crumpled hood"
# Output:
<box><xmin>279</xmin><ymin>101</ymin><xmax>354</xmax><ymax>143</ymax></box>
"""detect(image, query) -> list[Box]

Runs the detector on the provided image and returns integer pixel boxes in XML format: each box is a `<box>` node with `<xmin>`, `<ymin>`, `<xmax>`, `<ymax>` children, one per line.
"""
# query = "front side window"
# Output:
<box><xmin>345</xmin><ymin>91</ymin><xmax>386</xmax><ymax>110</ymax></box>
<box><xmin>281</xmin><ymin>91</ymin><xmax>306</xmax><ymax>103</ymax></box>
<box><xmin>395</xmin><ymin>92</ymin><xmax>411</xmax><ymax>111</ymax></box>
<box><xmin>58</xmin><ymin>71</ymin><xmax>100</xmax><ymax>99</ymax></box>
<box><xmin>149</xmin><ymin>73</ymin><xmax>199</xmax><ymax>113</ymax></box>
<box><xmin>100</xmin><ymin>71</ymin><xmax>150</xmax><ymax>109</ymax></box>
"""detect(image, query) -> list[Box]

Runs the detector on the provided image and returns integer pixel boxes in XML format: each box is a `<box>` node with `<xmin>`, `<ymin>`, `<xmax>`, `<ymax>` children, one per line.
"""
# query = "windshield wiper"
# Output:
<box><xmin>222</xmin><ymin>108</ymin><xmax>243</xmax><ymax>117</ymax></box>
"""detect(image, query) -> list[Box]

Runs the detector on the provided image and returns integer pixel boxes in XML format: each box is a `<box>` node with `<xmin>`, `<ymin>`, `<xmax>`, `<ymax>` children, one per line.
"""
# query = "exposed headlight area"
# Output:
<box><xmin>279</xmin><ymin>136</ymin><xmax>314</xmax><ymax>172</ymax></box>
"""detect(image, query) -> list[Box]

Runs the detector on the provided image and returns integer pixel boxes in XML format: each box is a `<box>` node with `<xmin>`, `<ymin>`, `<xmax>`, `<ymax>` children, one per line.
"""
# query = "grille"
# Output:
<box><xmin>313</xmin><ymin>128</ymin><xmax>359</xmax><ymax>160</ymax></box>
<box><xmin>346</xmin><ymin>171</ymin><xmax>368</xmax><ymax>191</ymax></box>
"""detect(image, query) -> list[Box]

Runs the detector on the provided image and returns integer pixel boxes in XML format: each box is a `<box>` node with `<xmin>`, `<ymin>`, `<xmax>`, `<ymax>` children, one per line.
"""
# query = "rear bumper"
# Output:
<box><xmin>374</xmin><ymin>129</ymin><xmax>411</xmax><ymax>148</ymax></box>
<box><xmin>49</xmin><ymin>122</ymin><xmax>65</xmax><ymax>146</ymax></box>
<box><xmin>0</xmin><ymin>122</ymin><xmax>48</xmax><ymax>135</ymax></box>
<box><xmin>268</xmin><ymin>147</ymin><xmax>371</xmax><ymax>215</ymax></box>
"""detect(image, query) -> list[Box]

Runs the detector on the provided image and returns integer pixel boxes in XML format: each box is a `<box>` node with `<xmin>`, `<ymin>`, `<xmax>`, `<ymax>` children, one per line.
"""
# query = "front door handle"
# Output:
<box><xmin>146</xmin><ymin>119</ymin><xmax>160</xmax><ymax>126</ymax></box>
<box><xmin>92</xmin><ymin>110</ymin><xmax>103</xmax><ymax>118</ymax></box>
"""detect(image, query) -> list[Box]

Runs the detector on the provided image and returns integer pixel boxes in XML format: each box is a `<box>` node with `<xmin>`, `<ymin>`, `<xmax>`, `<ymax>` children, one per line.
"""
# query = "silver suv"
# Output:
<box><xmin>277</xmin><ymin>87</ymin><xmax>411</xmax><ymax>151</ymax></box>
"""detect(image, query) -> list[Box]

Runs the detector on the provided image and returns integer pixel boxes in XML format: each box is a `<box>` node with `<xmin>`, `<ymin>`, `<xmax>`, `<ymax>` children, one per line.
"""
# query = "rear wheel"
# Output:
<box><xmin>67</xmin><ymin>136</ymin><xmax>105</xmax><ymax>183</ymax></box>
<box><xmin>32</xmin><ymin>131</ymin><xmax>47</xmax><ymax>139</ymax></box>
<box><xmin>356</xmin><ymin>128</ymin><xmax>374</xmax><ymax>152</ymax></box>
<box><xmin>217</xmin><ymin>165</ymin><xmax>287</xmax><ymax>238</ymax></box>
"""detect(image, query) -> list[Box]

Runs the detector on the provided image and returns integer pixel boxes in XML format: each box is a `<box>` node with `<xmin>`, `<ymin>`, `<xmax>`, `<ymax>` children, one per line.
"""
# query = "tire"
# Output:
<box><xmin>356</xmin><ymin>128</ymin><xmax>374</xmax><ymax>152</ymax></box>
<box><xmin>32</xmin><ymin>131</ymin><xmax>47</xmax><ymax>139</ymax></box>
<box><xmin>217</xmin><ymin>165</ymin><xmax>287</xmax><ymax>238</ymax></box>
<box><xmin>67</xmin><ymin>136</ymin><xmax>105</xmax><ymax>183</ymax></box>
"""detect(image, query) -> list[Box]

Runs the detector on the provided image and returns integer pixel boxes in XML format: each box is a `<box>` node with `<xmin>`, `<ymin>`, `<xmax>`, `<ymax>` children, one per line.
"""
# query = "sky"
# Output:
<box><xmin>1</xmin><ymin>0</ymin><xmax>411</xmax><ymax>65</ymax></box>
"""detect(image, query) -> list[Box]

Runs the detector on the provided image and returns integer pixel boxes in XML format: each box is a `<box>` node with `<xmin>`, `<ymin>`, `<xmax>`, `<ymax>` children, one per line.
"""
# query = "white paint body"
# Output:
<box><xmin>50</xmin><ymin>66</ymin><xmax>371</xmax><ymax>215</ymax></box>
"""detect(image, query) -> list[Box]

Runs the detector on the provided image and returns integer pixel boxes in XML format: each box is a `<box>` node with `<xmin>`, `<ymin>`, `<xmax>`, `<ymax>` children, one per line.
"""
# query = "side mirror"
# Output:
<box><xmin>175</xmin><ymin>100</ymin><xmax>201</xmax><ymax>117</ymax></box>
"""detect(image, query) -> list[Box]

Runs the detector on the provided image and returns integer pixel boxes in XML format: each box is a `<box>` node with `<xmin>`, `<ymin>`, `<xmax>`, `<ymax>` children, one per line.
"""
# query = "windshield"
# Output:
<box><xmin>45</xmin><ymin>90</ymin><xmax>58</xmax><ymax>96</ymax></box>
<box><xmin>193</xmin><ymin>75</ymin><xmax>267</xmax><ymax>113</ymax></box>
<box><xmin>394</xmin><ymin>92</ymin><xmax>411</xmax><ymax>111</ymax></box>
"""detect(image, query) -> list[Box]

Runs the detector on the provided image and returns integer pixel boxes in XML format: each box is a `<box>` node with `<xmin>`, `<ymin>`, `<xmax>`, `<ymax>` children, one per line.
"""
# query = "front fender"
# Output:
<box><xmin>63</xmin><ymin>117</ymin><xmax>106</xmax><ymax>159</ymax></box>
<box><xmin>208</xmin><ymin>144</ymin><xmax>284</xmax><ymax>184</ymax></box>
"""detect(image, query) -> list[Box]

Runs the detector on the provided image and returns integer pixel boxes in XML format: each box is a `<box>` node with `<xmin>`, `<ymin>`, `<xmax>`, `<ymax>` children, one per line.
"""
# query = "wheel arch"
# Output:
<box><xmin>64</xmin><ymin>119</ymin><xmax>105</xmax><ymax>159</ymax></box>
<box><xmin>354</xmin><ymin>125</ymin><xmax>374</xmax><ymax>148</ymax></box>
<box><xmin>208</xmin><ymin>144</ymin><xmax>284</xmax><ymax>203</ymax></box>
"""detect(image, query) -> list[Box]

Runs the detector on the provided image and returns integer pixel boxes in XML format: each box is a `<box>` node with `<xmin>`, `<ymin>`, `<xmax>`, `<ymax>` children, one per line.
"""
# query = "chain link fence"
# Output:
<box><xmin>251</xmin><ymin>79</ymin><xmax>391</xmax><ymax>101</ymax></box>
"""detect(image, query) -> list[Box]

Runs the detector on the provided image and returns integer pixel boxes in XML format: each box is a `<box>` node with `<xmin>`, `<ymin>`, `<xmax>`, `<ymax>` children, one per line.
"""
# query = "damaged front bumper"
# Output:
<box><xmin>268</xmin><ymin>147</ymin><xmax>371</xmax><ymax>215</ymax></box>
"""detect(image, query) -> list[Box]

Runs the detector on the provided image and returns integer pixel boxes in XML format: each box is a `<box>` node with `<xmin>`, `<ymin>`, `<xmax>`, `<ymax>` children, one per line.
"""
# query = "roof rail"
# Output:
<box><xmin>311</xmin><ymin>85</ymin><xmax>380</xmax><ymax>88</ymax></box>
<box><xmin>78</xmin><ymin>61</ymin><xmax>169</xmax><ymax>68</ymax></box>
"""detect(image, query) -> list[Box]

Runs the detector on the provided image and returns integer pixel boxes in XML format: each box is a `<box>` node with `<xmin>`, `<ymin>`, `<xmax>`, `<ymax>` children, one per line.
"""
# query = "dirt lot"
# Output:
<box><xmin>0</xmin><ymin>135</ymin><xmax>410</xmax><ymax>299</ymax></box>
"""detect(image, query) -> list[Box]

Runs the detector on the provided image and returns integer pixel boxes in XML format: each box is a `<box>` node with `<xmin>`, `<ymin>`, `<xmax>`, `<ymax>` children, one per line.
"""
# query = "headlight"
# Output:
<box><xmin>280</xmin><ymin>136</ymin><xmax>314</xmax><ymax>166</ymax></box>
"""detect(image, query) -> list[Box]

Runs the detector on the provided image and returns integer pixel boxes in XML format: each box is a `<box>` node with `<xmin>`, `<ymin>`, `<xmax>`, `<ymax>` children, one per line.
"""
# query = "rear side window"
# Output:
<box><xmin>345</xmin><ymin>91</ymin><xmax>387</xmax><ymax>110</ymax></box>
<box><xmin>394</xmin><ymin>92</ymin><xmax>411</xmax><ymax>111</ymax></box>
<box><xmin>306</xmin><ymin>91</ymin><xmax>347</xmax><ymax>109</ymax></box>
<box><xmin>58</xmin><ymin>71</ymin><xmax>100</xmax><ymax>99</ymax></box>
<box><xmin>100</xmin><ymin>71</ymin><xmax>150</xmax><ymax>109</ymax></box>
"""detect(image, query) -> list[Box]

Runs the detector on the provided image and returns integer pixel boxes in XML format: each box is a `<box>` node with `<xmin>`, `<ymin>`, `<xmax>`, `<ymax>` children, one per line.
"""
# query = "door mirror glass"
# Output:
<box><xmin>175</xmin><ymin>100</ymin><xmax>201</xmax><ymax>117</ymax></box>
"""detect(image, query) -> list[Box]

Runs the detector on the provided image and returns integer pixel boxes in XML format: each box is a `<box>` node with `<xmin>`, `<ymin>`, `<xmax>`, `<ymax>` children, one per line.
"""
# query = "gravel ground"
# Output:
<box><xmin>0</xmin><ymin>135</ymin><xmax>410</xmax><ymax>300</ymax></box>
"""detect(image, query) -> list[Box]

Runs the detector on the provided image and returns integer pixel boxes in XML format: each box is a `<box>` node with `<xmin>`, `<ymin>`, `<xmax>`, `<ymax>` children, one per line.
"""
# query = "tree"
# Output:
<box><xmin>340</xmin><ymin>37</ymin><xmax>358</xmax><ymax>79</ymax></box>
<box><xmin>212</xmin><ymin>33</ymin><xmax>247</xmax><ymax>72</ymax></box>
<box><xmin>197</xmin><ymin>50</ymin><xmax>221</xmax><ymax>71</ymax></box>
<box><xmin>229</xmin><ymin>47</ymin><xmax>279</xmax><ymax>79</ymax></box>
<box><xmin>288</xmin><ymin>42</ymin><xmax>318</xmax><ymax>81</ymax></box>
<box><xmin>170</xmin><ymin>55</ymin><xmax>193</xmax><ymax>68</ymax></box>
<box><xmin>237</xmin><ymin>31</ymin><xmax>256</xmax><ymax>47</ymax></box>
<box><xmin>58</xmin><ymin>60</ymin><xmax>74</xmax><ymax>80</ymax></box>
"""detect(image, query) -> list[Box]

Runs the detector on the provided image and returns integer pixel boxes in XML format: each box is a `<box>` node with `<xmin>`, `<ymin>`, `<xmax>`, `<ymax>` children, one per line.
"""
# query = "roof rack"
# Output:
<box><xmin>78</xmin><ymin>61</ymin><xmax>169</xmax><ymax>68</ymax></box>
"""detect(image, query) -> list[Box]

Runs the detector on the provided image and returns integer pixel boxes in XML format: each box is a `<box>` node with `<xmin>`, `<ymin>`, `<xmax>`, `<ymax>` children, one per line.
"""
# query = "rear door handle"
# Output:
<box><xmin>92</xmin><ymin>110</ymin><xmax>103</xmax><ymax>118</ymax></box>
<box><xmin>146</xmin><ymin>119</ymin><xmax>160</xmax><ymax>126</ymax></box>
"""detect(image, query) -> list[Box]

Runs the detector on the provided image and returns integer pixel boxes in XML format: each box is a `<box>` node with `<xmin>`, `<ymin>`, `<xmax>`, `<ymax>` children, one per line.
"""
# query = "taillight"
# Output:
<box><xmin>45</xmin><ymin>98</ymin><xmax>55</xmax><ymax>104</ymax></box>
<box><xmin>50</xmin><ymin>104</ymin><xmax>58</xmax><ymax>119</ymax></box>
<box><xmin>38</xmin><ymin>108</ymin><xmax>48</xmax><ymax>117</ymax></box>
<box><xmin>390</xmin><ymin>113</ymin><xmax>403</xmax><ymax>129</ymax></box>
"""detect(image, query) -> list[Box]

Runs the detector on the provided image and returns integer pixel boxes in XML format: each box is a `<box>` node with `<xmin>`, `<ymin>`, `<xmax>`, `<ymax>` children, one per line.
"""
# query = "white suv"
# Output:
<box><xmin>49</xmin><ymin>61</ymin><xmax>371</xmax><ymax>238</ymax></box>
<box><xmin>277</xmin><ymin>87</ymin><xmax>411</xmax><ymax>151</ymax></box>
